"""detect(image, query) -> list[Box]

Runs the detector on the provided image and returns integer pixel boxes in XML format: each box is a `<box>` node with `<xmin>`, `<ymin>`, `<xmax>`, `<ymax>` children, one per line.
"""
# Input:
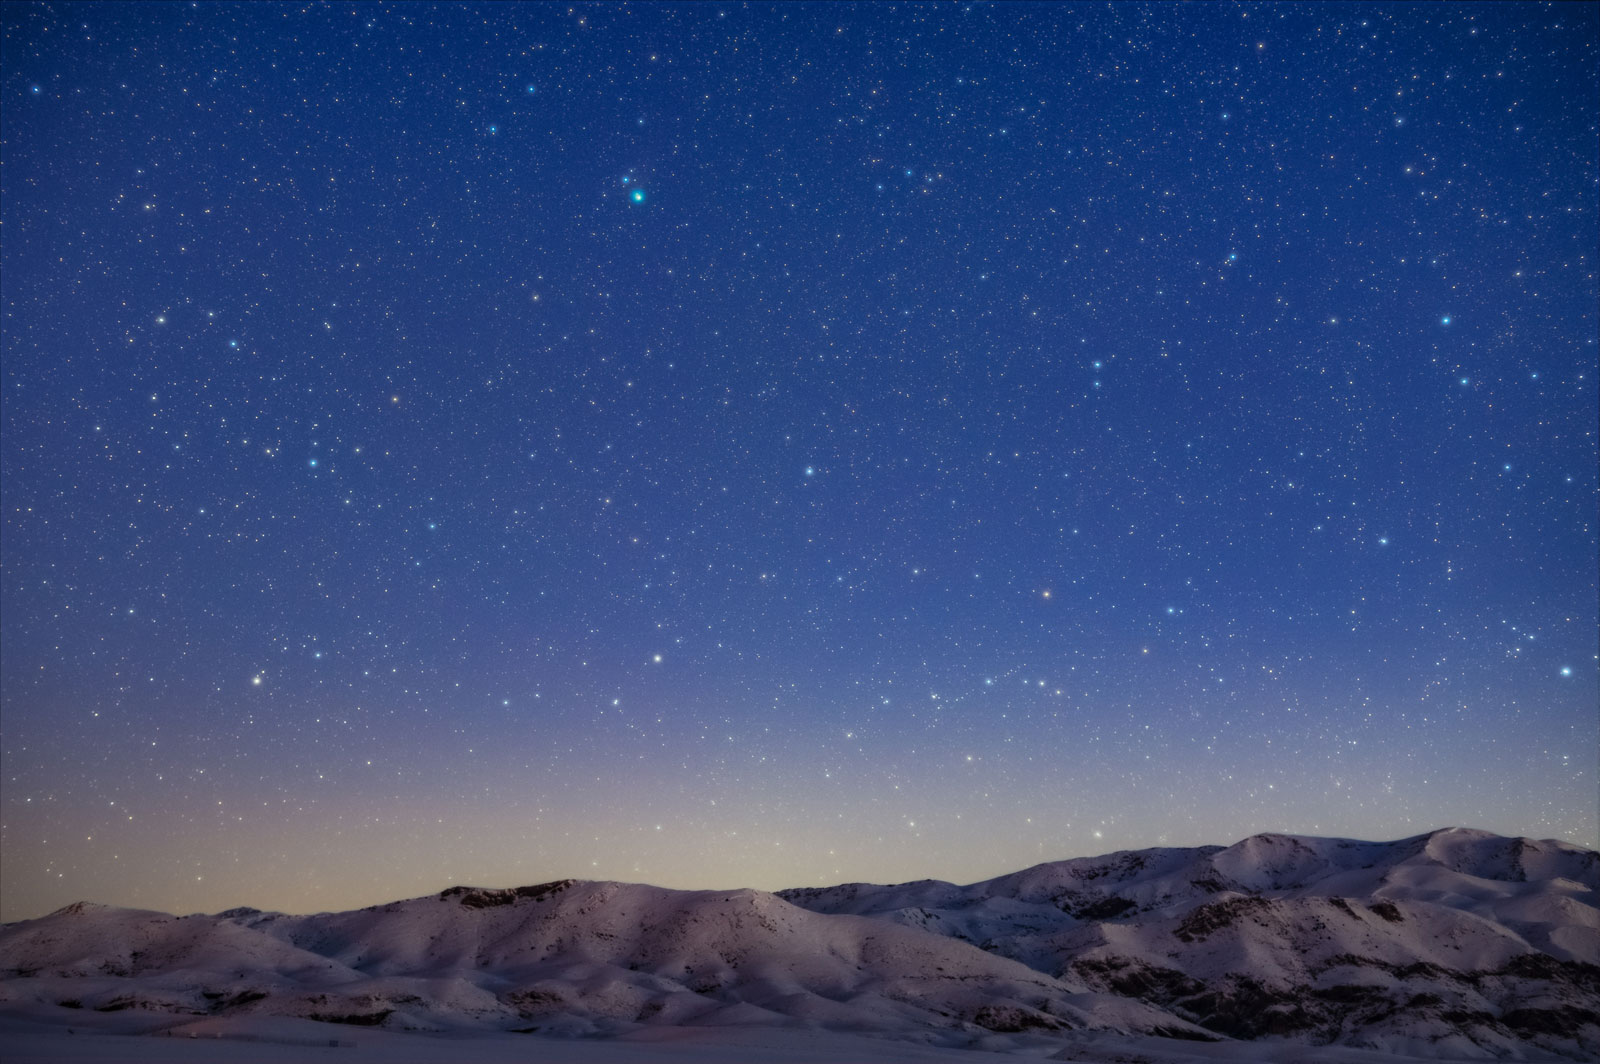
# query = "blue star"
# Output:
<box><xmin>631</xmin><ymin>188</ymin><xmax>646</xmax><ymax>203</ymax></box>
<box><xmin>804</xmin><ymin>466</ymin><xmax>815</xmax><ymax>477</ymax></box>
<box><xmin>1561</xmin><ymin>666</ymin><xmax>1573</xmax><ymax>678</ymax></box>
<box><xmin>488</xmin><ymin>124</ymin><xmax>498</xmax><ymax>135</ymax></box>
<box><xmin>526</xmin><ymin>84</ymin><xmax>536</xmax><ymax>94</ymax></box>
<box><xmin>1440</xmin><ymin>315</ymin><xmax>1451</xmax><ymax>325</ymax></box>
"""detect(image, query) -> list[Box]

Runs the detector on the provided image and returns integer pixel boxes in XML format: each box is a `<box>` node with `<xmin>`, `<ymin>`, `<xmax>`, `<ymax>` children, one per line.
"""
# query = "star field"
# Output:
<box><xmin>1</xmin><ymin>2</ymin><xmax>1595</xmax><ymax>921</ymax></box>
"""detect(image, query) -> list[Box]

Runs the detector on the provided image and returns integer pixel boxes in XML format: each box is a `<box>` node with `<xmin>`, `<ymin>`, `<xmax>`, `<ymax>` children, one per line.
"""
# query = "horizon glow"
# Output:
<box><xmin>1</xmin><ymin>2</ymin><xmax>1595</xmax><ymax>922</ymax></box>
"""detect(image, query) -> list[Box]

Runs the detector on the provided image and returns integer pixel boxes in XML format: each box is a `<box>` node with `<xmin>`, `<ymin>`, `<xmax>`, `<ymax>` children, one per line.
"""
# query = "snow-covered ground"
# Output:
<box><xmin>0</xmin><ymin>1013</ymin><xmax>1514</xmax><ymax>1064</ymax></box>
<box><xmin>3</xmin><ymin>828</ymin><xmax>1595</xmax><ymax>1062</ymax></box>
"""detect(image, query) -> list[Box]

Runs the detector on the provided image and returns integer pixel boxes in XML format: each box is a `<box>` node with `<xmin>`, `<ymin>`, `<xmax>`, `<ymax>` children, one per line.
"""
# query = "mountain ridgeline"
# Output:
<box><xmin>1</xmin><ymin>828</ymin><xmax>1595</xmax><ymax>1059</ymax></box>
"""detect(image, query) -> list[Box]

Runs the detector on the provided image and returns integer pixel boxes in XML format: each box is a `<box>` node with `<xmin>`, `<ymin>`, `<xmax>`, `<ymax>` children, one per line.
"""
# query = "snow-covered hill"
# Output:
<box><xmin>0</xmin><ymin>877</ymin><xmax>1207</xmax><ymax>1055</ymax></box>
<box><xmin>1</xmin><ymin>829</ymin><xmax>1594</xmax><ymax>1060</ymax></box>
<box><xmin>780</xmin><ymin>828</ymin><xmax>1600</xmax><ymax>1058</ymax></box>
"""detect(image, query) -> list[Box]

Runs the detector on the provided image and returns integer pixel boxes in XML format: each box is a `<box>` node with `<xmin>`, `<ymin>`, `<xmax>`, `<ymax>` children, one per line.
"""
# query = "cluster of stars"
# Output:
<box><xmin>0</xmin><ymin>2</ymin><xmax>1592</xmax><ymax>922</ymax></box>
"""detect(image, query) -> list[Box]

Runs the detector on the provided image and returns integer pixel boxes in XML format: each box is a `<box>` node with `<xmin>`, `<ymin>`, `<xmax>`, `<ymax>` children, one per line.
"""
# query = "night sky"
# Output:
<box><xmin>2</xmin><ymin>2</ymin><xmax>1595</xmax><ymax>923</ymax></box>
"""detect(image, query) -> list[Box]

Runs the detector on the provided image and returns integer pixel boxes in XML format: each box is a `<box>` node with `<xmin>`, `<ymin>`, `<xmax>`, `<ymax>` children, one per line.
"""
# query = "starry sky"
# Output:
<box><xmin>2</xmin><ymin>2</ymin><xmax>1596</xmax><ymax>923</ymax></box>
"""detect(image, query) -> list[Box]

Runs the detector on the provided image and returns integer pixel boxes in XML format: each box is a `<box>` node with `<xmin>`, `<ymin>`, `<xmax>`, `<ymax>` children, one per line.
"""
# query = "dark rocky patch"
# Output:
<box><xmin>1072</xmin><ymin>957</ymin><xmax>1204</xmax><ymax>1001</ymax></box>
<box><xmin>1501</xmin><ymin>1005</ymin><xmax>1600</xmax><ymax>1038</ymax></box>
<box><xmin>1311</xmin><ymin>983</ymin><xmax>1388</xmax><ymax>1005</ymax></box>
<box><xmin>1174</xmin><ymin>896</ymin><xmax>1274</xmax><ymax>942</ymax></box>
<box><xmin>505</xmin><ymin>987</ymin><xmax>570</xmax><ymax>1017</ymax></box>
<box><xmin>1066</xmin><ymin>853</ymin><xmax>1153</xmax><ymax>886</ymax></box>
<box><xmin>308</xmin><ymin>1010</ymin><xmax>392</xmax><ymax>1026</ymax></box>
<box><xmin>971</xmin><ymin>1003</ymin><xmax>1062</xmax><ymax>1032</ymax></box>
<box><xmin>1498</xmin><ymin>952</ymin><xmax>1600</xmax><ymax>984</ymax></box>
<box><xmin>1070</xmin><ymin>895</ymin><xmax>1137</xmax><ymax>921</ymax></box>
<box><xmin>1173</xmin><ymin>978</ymin><xmax>1319</xmax><ymax>1039</ymax></box>
<box><xmin>440</xmin><ymin>880</ymin><xmax>575</xmax><ymax>908</ymax></box>
<box><xmin>211</xmin><ymin>990</ymin><xmax>267</xmax><ymax>1011</ymax></box>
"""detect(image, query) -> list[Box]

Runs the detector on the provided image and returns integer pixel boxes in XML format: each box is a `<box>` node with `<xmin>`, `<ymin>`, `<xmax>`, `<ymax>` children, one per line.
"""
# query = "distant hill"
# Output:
<box><xmin>3</xmin><ymin>828</ymin><xmax>1595</xmax><ymax>1059</ymax></box>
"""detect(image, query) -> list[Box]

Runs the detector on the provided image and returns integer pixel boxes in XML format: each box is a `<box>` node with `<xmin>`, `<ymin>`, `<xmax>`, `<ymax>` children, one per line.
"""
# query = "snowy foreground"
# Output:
<box><xmin>2</xmin><ymin>828</ymin><xmax>1595</xmax><ymax>1063</ymax></box>
<box><xmin>0</xmin><ymin>1014</ymin><xmax>1531</xmax><ymax>1064</ymax></box>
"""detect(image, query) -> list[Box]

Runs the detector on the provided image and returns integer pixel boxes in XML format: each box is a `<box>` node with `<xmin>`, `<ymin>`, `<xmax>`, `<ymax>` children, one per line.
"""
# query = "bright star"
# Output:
<box><xmin>1441</xmin><ymin>315</ymin><xmax>1451</xmax><ymax>325</ymax></box>
<box><xmin>804</xmin><ymin>466</ymin><xmax>815</xmax><ymax>476</ymax></box>
<box><xmin>630</xmin><ymin>188</ymin><xmax>646</xmax><ymax>203</ymax></box>
<box><xmin>1378</xmin><ymin>537</ymin><xmax>1388</xmax><ymax>545</ymax></box>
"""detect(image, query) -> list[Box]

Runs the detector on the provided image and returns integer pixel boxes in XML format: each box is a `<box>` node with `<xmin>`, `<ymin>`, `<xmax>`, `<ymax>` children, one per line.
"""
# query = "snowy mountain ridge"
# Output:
<box><xmin>2</xmin><ymin>828</ymin><xmax>1595</xmax><ymax>1060</ymax></box>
